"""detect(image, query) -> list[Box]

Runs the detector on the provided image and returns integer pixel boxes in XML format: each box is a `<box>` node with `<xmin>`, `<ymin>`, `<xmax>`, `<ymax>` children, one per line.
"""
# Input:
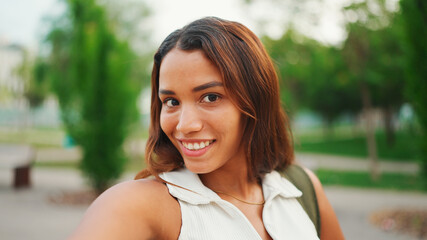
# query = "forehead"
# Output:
<box><xmin>159</xmin><ymin>48</ymin><xmax>223</xmax><ymax>89</ymax></box>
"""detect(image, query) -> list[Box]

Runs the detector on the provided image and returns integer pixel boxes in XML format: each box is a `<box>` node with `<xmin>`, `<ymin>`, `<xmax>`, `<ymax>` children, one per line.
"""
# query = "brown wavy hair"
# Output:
<box><xmin>135</xmin><ymin>17</ymin><xmax>293</xmax><ymax>182</ymax></box>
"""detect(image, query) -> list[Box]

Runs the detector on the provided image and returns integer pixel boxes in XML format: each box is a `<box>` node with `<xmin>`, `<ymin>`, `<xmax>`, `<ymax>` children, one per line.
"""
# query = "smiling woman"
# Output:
<box><xmin>158</xmin><ymin>49</ymin><xmax>245</xmax><ymax>175</ymax></box>
<box><xmin>140</xmin><ymin>17</ymin><xmax>295</xmax><ymax>183</ymax></box>
<box><xmin>68</xmin><ymin>17</ymin><xmax>344</xmax><ymax>240</ymax></box>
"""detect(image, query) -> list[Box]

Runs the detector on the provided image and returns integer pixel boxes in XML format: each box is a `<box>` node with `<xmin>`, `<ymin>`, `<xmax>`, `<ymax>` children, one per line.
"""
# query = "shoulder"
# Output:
<box><xmin>68</xmin><ymin>178</ymin><xmax>181</xmax><ymax>240</ymax></box>
<box><xmin>302</xmin><ymin>167</ymin><xmax>345</xmax><ymax>240</ymax></box>
<box><xmin>301</xmin><ymin>167</ymin><xmax>322</xmax><ymax>193</ymax></box>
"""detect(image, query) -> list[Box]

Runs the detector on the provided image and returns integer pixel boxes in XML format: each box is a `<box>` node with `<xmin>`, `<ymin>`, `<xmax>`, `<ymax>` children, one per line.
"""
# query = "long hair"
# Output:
<box><xmin>136</xmin><ymin>17</ymin><xmax>294</xmax><ymax>182</ymax></box>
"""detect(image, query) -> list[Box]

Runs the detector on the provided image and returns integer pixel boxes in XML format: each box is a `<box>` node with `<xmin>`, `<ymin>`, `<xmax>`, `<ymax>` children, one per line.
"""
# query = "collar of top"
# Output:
<box><xmin>159</xmin><ymin>168</ymin><xmax>302</xmax><ymax>205</ymax></box>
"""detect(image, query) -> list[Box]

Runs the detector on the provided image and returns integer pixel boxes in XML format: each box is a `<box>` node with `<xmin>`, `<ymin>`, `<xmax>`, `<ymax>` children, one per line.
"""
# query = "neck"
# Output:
<box><xmin>198</xmin><ymin>158</ymin><xmax>261</xmax><ymax>200</ymax></box>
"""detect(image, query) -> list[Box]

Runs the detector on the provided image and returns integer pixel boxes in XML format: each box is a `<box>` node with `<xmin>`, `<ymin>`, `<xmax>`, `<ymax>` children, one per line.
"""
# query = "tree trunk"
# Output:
<box><xmin>383</xmin><ymin>106</ymin><xmax>395</xmax><ymax>147</ymax></box>
<box><xmin>322</xmin><ymin>118</ymin><xmax>334</xmax><ymax>139</ymax></box>
<box><xmin>361</xmin><ymin>83</ymin><xmax>380</xmax><ymax>181</ymax></box>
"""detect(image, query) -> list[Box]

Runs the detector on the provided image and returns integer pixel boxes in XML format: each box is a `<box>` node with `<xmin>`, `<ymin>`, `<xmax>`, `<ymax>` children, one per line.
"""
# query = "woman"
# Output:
<box><xmin>69</xmin><ymin>17</ymin><xmax>344</xmax><ymax>240</ymax></box>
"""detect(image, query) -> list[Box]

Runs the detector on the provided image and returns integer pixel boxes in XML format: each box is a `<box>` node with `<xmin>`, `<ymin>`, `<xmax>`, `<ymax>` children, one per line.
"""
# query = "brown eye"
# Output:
<box><xmin>165</xmin><ymin>99</ymin><xmax>179</xmax><ymax>107</ymax></box>
<box><xmin>202</xmin><ymin>94</ymin><xmax>220</xmax><ymax>103</ymax></box>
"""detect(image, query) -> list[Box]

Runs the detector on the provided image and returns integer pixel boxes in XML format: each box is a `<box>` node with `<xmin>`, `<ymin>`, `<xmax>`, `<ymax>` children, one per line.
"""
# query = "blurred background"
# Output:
<box><xmin>0</xmin><ymin>0</ymin><xmax>426</xmax><ymax>239</ymax></box>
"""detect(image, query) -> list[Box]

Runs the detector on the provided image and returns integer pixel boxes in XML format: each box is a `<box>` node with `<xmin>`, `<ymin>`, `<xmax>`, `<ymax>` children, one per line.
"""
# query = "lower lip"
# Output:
<box><xmin>180</xmin><ymin>142</ymin><xmax>213</xmax><ymax>157</ymax></box>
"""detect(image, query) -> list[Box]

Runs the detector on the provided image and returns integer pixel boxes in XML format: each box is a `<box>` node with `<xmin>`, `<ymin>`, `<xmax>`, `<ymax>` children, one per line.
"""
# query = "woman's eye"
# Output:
<box><xmin>164</xmin><ymin>99</ymin><xmax>179</xmax><ymax>107</ymax></box>
<box><xmin>202</xmin><ymin>94</ymin><xmax>220</xmax><ymax>103</ymax></box>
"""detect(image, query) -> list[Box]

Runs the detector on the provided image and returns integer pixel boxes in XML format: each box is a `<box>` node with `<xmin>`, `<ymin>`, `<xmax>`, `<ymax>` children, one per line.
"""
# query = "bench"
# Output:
<box><xmin>0</xmin><ymin>144</ymin><xmax>34</xmax><ymax>188</ymax></box>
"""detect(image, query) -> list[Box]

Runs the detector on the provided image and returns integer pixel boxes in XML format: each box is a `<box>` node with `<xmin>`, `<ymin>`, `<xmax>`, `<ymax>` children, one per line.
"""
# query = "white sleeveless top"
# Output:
<box><xmin>159</xmin><ymin>168</ymin><xmax>319</xmax><ymax>240</ymax></box>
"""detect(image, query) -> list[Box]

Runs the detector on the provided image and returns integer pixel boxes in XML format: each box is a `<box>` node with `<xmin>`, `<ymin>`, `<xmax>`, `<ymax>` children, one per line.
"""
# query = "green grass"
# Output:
<box><xmin>295</xmin><ymin>130</ymin><xmax>419</xmax><ymax>161</ymax></box>
<box><xmin>316</xmin><ymin>169</ymin><xmax>426</xmax><ymax>192</ymax></box>
<box><xmin>34</xmin><ymin>157</ymin><xmax>145</xmax><ymax>174</ymax></box>
<box><xmin>0</xmin><ymin>126</ymin><xmax>65</xmax><ymax>148</ymax></box>
<box><xmin>34</xmin><ymin>161</ymin><xmax>79</xmax><ymax>169</ymax></box>
<box><xmin>0</xmin><ymin>124</ymin><xmax>147</xmax><ymax>149</ymax></box>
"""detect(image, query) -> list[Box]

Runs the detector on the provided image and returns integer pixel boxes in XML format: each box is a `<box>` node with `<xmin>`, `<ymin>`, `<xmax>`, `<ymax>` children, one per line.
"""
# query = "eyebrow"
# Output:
<box><xmin>192</xmin><ymin>81</ymin><xmax>223</xmax><ymax>92</ymax></box>
<box><xmin>159</xmin><ymin>81</ymin><xmax>223</xmax><ymax>95</ymax></box>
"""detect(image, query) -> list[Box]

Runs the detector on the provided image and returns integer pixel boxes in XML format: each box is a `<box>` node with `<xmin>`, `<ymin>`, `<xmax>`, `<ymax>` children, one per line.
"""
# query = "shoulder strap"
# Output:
<box><xmin>280</xmin><ymin>164</ymin><xmax>321</xmax><ymax>237</ymax></box>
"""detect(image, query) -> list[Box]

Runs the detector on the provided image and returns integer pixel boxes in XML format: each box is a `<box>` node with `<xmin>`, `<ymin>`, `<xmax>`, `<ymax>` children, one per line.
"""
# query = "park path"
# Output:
<box><xmin>1</xmin><ymin>167</ymin><xmax>426</xmax><ymax>240</ymax></box>
<box><xmin>0</xmin><ymin>144</ymin><xmax>425</xmax><ymax>240</ymax></box>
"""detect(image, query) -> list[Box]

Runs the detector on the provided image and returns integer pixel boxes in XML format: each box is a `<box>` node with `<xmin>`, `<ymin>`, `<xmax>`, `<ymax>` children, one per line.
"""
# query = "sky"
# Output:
<box><xmin>0</xmin><ymin>0</ymin><xmax>63</xmax><ymax>48</ymax></box>
<box><xmin>0</xmin><ymin>0</ymin><xmax>347</xmax><ymax>50</ymax></box>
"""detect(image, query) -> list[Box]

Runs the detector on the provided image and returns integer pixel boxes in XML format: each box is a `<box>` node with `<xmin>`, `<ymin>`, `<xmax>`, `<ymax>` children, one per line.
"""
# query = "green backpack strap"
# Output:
<box><xmin>280</xmin><ymin>164</ymin><xmax>321</xmax><ymax>237</ymax></box>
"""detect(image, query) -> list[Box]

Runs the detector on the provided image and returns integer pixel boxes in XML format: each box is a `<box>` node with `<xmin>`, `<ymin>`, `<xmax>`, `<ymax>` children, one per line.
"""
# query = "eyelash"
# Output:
<box><xmin>163</xmin><ymin>98</ymin><xmax>179</xmax><ymax>107</ymax></box>
<box><xmin>161</xmin><ymin>93</ymin><xmax>222</xmax><ymax>108</ymax></box>
<box><xmin>201</xmin><ymin>93</ymin><xmax>221</xmax><ymax>103</ymax></box>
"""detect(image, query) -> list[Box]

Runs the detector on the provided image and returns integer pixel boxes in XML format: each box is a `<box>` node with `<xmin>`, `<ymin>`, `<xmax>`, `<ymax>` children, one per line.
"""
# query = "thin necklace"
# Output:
<box><xmin>213</xmin><ymin>190</ymin><xmax>265</xmax><ymax>205</ymax></box>
<box><xmin>161</xmin><ymin>180</ymin><xmax>265</xmax><ymax>205</ymax></box>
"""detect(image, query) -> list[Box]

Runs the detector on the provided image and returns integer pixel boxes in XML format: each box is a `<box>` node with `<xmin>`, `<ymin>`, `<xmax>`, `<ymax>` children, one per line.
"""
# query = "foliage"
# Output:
<box><xmin>263</xmin><ymin>30</ymin><xmax>360</xmax><ymax>127</ymax></box>
<box><xmin>400</xmin><ymin>0</ymin><xmax>427</xmax><ymax>186</ymax></box>
<box><xmin>316</xmin><ymin>169</ymin><xmax>425</xmax><ymax>192</ymax></box>
<box><xmin>16</xmin><ymin>51</ymin><xmax>51</xmax><ymax>108</ymax></box>
<box><xmin>253</xmin><ymin>0</ymin><xmax>423</xmax><ymax>183</ymax></box>
<box><xmin>342</xmin><ymin>12</ymin><xmax>405</xmax><ymax>144</ymax></box>
<box><xmin>263</xmin><ymin>31</ymin><xmax>309</xmax><ymax>113</ymax></box>
<box><xmin>339</xmin><ymin>1</ymin><xmax>406</xmax><ymax>181</ymax></box>
<box><xmin>302</xmin><ymin>45</ymin><xmax>360</xmax><ymax>126</ymax></box>
<box><xmin>44</xmin><ymin>0</ymin><xmax>144</xmax><ymax>192</ymax></box>
<box><xmin>295</xmin><ymin>129</ymin><xmax>419</xmax><ymax>161</ymax></box>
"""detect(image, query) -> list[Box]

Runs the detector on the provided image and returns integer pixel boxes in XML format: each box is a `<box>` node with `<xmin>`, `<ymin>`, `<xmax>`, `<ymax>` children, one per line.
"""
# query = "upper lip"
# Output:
<box><xmin>177</xmin><ymin>138</ymin><xmax>215</xmax><ymax>143</ymax></box>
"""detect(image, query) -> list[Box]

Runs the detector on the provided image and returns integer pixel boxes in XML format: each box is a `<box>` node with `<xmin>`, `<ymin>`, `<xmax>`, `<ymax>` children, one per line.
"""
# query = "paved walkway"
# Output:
<box><xmin>0</xmin><ymin>145</ymin><xmax>425</xmax><ymax>239</ymax></box>
<box><xmin>327</xmin><ymin>186</ymin><xmax>427</xmax><ymax>240</ymax></box>
<box><xmin>1</xmin><ymin>167</ymin><xmax>426</xmax><ymax>240</ymax></box>
<box><xmin>0</xmin><ymin>168</ymin><xmax>136</xmax><ymax>240</ymax></box>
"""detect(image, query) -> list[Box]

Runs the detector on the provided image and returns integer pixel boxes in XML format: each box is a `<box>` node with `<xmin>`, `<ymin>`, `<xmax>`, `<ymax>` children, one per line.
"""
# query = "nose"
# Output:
<box><xmin>176</xmin><ymin>105</ymin><xmax>203</xmax><ymax>134</ymax></box>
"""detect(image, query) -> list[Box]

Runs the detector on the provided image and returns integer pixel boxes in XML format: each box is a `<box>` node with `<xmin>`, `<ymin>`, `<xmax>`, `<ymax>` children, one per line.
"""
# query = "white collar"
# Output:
<box><xmin>159</xmin><ymin>168</ymin><xmax>302</xmax><ymax>205</ymax></box>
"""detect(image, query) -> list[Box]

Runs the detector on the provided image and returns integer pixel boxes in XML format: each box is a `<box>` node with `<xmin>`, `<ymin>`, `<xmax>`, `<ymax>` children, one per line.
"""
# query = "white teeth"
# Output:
<box><xmin>182</xmin><ymin>140</ymin><xmax>213</xmax><ymax>151</ymax></box>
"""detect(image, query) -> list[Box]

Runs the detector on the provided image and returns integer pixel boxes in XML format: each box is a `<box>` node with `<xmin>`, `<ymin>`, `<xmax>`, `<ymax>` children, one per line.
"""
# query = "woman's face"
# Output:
<box><xmin>158</xmin><ymin>48</ymin><xmax>246</xmax><ymax>174</ymax></box>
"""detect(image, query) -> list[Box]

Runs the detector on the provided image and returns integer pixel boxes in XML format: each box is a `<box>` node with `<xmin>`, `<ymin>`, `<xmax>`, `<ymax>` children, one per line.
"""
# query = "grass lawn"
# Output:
<box><xmin>34</xmin><ymin>162</ymin><xmax>426</xmax><ymax>192</ymax></box>
<box><xmin>0</xmin><ymin>126</ymin><xmax>65</xmax><ymax>148</ymax></box>
<box><xmin>316</xmin><ymin>169</ymin><xmax>426</xmax><ymax>192</ymax></box>
<box><xmin>0</xmin><ymin>124</ymin><xmax>148</xmax><ymax>148</ymax></box>
<box><xmin>295</xmin><ymin>129</ymin><xmax>419</xmax><ymax>161</ymax></box>
<box><xmin>34</xmin><ymin>161</ymin><xmax>79</xmax><ymax>169</ymax></box>
<box><xmin>34</xmin><ymin>157</ymin><xmax>145</xmax><ymax>174</ymax></box>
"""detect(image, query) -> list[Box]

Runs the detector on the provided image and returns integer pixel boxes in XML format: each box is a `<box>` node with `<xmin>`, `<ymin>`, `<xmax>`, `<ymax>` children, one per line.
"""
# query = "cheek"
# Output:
<box><xmin>160</xmin><ymin>111</ymin><xmax>172</xmax><ymax>135</ymax></box>
<box><xmin>220</xmin><ymin>107</ymin><xmax>243</xmax><ymax>137</ymax></box>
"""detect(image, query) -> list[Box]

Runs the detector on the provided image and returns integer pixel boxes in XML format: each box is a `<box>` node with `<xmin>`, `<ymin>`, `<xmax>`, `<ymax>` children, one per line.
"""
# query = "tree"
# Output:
<box><xmin>241</xmin><ymin>0</ymin><xmax>336</xmax><ymax>44</ymax></box>
<box><xmin>303</xmin><ymin>45</ymin><xmax>361</xmax><ymax>133</ymax></box>
<box><xmin>264</xmin><ymin>31</ymin><xmax>360</xmax><ymax>134</ymax></box>
<box><xmin>16</xmin><ymin>51</ymin><xmax>50</xmax><ymax>109</ymax></box>
<box><xmin>368</xmin><ymin>19</ymin><xmax>405</xmax><ymax>146</ymax></box>
<box><xmin>45</xmin><ymin>0</ymin><xmax>143</xmax><ymax>193</ymax></box>
<box><xmin>341</xmin><ymin>0</ymin><xmax>406</xmax><ymax>180</ymax></box>
<box><xmin>262</xmin><ymin>30</ymin><xmax>309</xmax><ymax>115</ymax></box>
<box><xmin>400</xmin><ymin>0</ymin><xmax>427</xmax><ymax>186</ymax></box>
<box><xmin>342</xmin><ymin>23</ymin><xmax>381</xmax><ymax>180</ymax></box>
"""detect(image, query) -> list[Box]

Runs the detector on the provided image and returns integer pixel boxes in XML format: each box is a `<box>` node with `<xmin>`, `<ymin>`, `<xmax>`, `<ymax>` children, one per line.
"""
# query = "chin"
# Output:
<box><xmin>184</xmin><ymin>162</ymin><xmax>215</xmax><ymax>175</ymax></box>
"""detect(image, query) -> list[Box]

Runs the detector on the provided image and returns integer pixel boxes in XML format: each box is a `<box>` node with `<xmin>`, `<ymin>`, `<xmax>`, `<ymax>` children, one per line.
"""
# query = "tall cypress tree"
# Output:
<box><xmin>47</xmin><ymin>0</ymin><xmax>140</xmax><ymax>192</ymax></box>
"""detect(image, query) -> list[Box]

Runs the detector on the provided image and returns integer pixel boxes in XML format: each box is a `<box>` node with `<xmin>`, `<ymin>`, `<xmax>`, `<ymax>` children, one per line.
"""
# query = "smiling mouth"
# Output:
<box><xmin>181</xmin><ymin>140</ymin><xmax>215</xmax><ymax>151</ymax></box>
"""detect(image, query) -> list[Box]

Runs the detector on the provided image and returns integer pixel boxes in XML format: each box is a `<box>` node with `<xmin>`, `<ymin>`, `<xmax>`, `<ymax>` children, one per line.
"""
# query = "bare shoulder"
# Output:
<box><xmin>68</xmin><ymin>178</ymin><xmax>181</xmax><ymax>240</ymax></box>
<box><xmin>302</xmin><ymin>167</ymin><xmax>345</xmax><ymax>240</ymax></box>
